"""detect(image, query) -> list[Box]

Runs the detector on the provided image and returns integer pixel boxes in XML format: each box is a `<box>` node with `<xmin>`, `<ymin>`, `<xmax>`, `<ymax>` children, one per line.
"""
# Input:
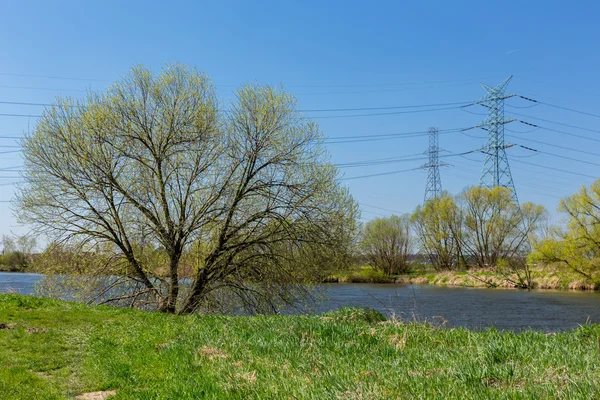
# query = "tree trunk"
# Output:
<box><xmin>178</xmin><ymin>266</ymin><xmax>210</xmax><ymax>315</ymax></box>
<box><xmin>162</xmin><ymin>254</ymin><xmax>180</xmax><ymax>313</ymax></box>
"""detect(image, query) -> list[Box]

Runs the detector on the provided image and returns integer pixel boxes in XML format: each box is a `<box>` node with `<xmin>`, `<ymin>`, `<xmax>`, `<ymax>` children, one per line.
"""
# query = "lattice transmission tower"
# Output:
<box><xmin>422</xmin><ymin>127</ymin><xmax>447</xmax><ymax>203</ymax></box>
<box><xmin>478</xmin><ymin>76</ymin><xmax>518</xmax><ymax>204</ymax></box>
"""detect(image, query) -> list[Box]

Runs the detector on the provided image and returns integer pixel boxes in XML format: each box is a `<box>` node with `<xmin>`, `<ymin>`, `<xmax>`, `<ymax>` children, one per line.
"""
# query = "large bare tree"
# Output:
<box><xmin>17</xmin><ymin>64</ymin><xmax>357</xmax><ymax>314</ymax></box>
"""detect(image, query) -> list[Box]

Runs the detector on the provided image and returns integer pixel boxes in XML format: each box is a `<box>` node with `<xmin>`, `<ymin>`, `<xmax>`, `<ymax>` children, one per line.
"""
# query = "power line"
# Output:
<box><xmin>300</xmin><ymin>100</ymin><xmax>474</xmax><ymax>112</ymax></box>
<box><xmin>515</xmin><ymin>145</ymin><xmax>600</xmax><ymax>168</ymax></box>
<box><xmin>510</xmin><ymin>158</ymin><xmax>598</xmax><ymax>179</ymax></box>
<box><xmin>339</xmin><ymin>150</ymin><xmax>478</xmax><ymax>180</ymax></box>
<box><xmin>538</xmin><ymin>101</ymin><xmax>600</xmax><ymax>118</ymax></box>
<box><xmin>0</xmin><ymin>72</ymin><xmax>499</xmax><ymax>88</ymax></box>
<box><xmin>1</xmin><ymin>127</ymin><xmax>468</xmax><ymax>145</ymax></box>
<box><xmin>0</xmin><ymin>100</ymin><xmax>62</xmax><ymax>107</ymax></box>
<box><xmin>0</xmin><ymin>113</ymin><xmax>42</xmax><ymax>118</ymax></box>
<box><xmin>335</xmin><ymin>150</ymin><xmax>476</xmax><ymax>169</ymax></box>
<box><xmin>507</xmin><ymin>134</ymin><xmax>600</xmax><ymax>158</ymax></box>
<box><xmin>0</xmin><ymin>99</ymin><xmax>476</xmax><ymax>112</ymax></box>
<box><xmin>0</xmin><ymin>102</ymin><xmax>468</xmax><ymax>120</ymax></box>
<box><xmin>311</xmin><ymin>105</ymin><xmax>464</xmax><ymax>119</ymax></box>
<box><xmin>360</xmin><ymin>203</ymin><xmax>404</xmax><ymax>214</ymax></box>
<box><xmin>324</xmin><ymin>132</ymin><xmax>430</xmax><ymax>144</ymax></box>
<box><xmin>517</xmin><ymin>121</ymin><xmax>600</xmax><ymax>144</ymax></box>
<box><xmin>505</xmin><ymin>126</ymin><xmax>539</xmax><ymax>134</ymax></box>
<box><xmin>517</xmin><ymin>95</ymin><xmax>600</xmax><ymax>118</ymax></box>
<box><xmin>278</xmin><ymin>77</ymin><xmax>501</xmax><ymax>89</ymax></box>
<box><xmin>0</xmin><ymin>78</ymin><xmax>496</xmax><ymax>97</ymax></box>
<box><xmin>455</xmin><ymin>155</ymin><xmax>586</xmax><ymax>186</ymax></box>
<box><xmin>241</xmin><ymin>81</ymin><xmax>488</xmax><ymax>96</ymax></box>
<box><xmin>360</xmin><ymin>209</ymin><xmax>391</xmax><ymax>217</ymax></box>
<box><xmin>0</xmin><ymin>85</ymin><xmax>88</xmax><ymax>92</ymax></box>
<box><xmin>508</xmin><ymin>111</ymin><xmax>600</xmax><ymax>134</ymax></box>
<box><xmin>336</xmin><ymin>155</ymin><xmax>427</xmax><ymax>168</ymax></box>
<box><xmin>515</xmin><ymin>76</ymin><xmax>600</xmax><ymax>99</ymax></box>
<box><xmin>450</xmin><ymin>164</ymin><xmax>575</xmax><ymax>200</ymax></box>
<box><xmin>335</xmin><ymin>153</ymin><xmax>425</xmax><ymax>168</ymax></box>
<box><xmin>340</xmin><ymin>167</ymin><xmax>421</xmax><ymax>181</ymax></box>
<box><xmin>285</xmin><ymin>127</ymin><xmax>465</xmax><ymax>144</ymax></box>
<box><xmin>452</xmin><ymin>163</ymin><xmax>570</xmax><ymax>195</ymax></box>
<box><xmin>0</xmin><ymin>72</ymin><xmax>110</xmax><ymax>82</ymax></box>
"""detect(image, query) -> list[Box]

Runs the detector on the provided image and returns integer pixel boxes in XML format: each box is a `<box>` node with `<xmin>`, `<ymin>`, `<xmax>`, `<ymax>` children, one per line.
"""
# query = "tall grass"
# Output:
<box><xmin>1</xmin><ymin>294</ymin><xmax>599</xmax><ymax>399</ymax></box>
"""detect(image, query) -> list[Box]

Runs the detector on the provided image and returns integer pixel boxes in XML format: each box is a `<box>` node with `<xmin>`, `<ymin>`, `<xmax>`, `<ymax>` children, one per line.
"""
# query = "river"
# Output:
<box><xmin>2</xmin><ymin>272</ymin><xmax>600</xmax><ymax>332</ymax></box>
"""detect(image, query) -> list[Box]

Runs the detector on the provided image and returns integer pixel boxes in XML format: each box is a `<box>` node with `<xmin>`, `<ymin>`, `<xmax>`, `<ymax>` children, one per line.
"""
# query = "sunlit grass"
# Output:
<box><xmin>1</xmin><ymin>294</ymin><xmax>599</xmax><ymax>399</ymax></box>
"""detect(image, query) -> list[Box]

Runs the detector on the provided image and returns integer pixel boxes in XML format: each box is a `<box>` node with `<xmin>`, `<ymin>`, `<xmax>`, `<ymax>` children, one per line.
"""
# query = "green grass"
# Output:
<box><xmin>1</xmin><ymin>294</ymin><xmax>600</xmax><ymax>399</ymax></box>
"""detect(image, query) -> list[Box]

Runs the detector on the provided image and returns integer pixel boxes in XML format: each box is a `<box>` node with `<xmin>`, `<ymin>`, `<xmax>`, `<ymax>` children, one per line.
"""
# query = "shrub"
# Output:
<box><xmin>322</xmin><ymin>307</ymin><xmax>386</xmax><ymax>323</ymax></box>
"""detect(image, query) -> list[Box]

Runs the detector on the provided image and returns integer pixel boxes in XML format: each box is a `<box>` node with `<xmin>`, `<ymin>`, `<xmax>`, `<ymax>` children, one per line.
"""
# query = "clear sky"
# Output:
<box><xmin>1</xmin><ymin>0</ymin><xmax>599</xmax><ymax>240</ymax></box>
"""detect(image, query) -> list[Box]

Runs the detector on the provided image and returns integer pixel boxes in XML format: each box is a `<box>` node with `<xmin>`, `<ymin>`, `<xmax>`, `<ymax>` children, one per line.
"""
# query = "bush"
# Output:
<box><xmin>0</xmin><ymin>251</ymin><xmax>29</xmax><ymax>272</ymax></box>
<box><xmin>360</xmin><ymin>215</ymin><xmax>412</xmax><ymax>275</ymax></box>
<box><xmin>322</xmin><ymin>307</ymin><xmax>386</xmax><ymax>323</ymax></box>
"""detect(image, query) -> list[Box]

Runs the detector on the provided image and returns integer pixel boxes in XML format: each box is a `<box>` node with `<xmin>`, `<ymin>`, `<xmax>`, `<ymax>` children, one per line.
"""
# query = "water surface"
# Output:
<box><xmin>2</xmin><ymin>272</ymin><xmax>599</xmax><ymax>332</ymax></box>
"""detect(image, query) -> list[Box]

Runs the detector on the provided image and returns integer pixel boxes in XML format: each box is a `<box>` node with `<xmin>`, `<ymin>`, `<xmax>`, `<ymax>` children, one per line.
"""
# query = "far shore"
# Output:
<box><xmin>326</xmin><ymin>266</ymin><xmax>600</xmax><ymax>291</ymax></box>
<box><xmin>2</xmin><ymin>268</ymin><xmax>599</xmax><ymax>293</ymax></box>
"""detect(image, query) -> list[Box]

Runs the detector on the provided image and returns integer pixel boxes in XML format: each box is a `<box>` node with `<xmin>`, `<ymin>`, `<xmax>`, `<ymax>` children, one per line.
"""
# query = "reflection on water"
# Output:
<box><xmin>2</xmin><ymin>272</ymin><xmax>600</xmax><ymax>332</ymax></box>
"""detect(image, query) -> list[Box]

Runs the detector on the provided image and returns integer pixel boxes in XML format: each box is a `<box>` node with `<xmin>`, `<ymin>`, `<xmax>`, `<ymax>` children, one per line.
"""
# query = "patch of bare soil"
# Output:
<box><xmin>197</xmin><ymin>346</ymin><xmax>229</xmax><ymax>361</ymax></box>
<box><xmin>75</xmin><ymin>391</ymin><xmax>117</xmax><ymax>400</ymax></box>
<box><xmin>26</xmin><ymin>327</ymin><xmax>48</xmax><ymax>334</ymax></box>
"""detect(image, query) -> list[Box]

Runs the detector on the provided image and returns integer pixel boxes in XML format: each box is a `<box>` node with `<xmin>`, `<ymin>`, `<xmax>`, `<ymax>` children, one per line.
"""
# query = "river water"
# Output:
<box><xmin>2</xmin><ymin>272</ymin><xmax>600</xmax><ymax>332</ymax></box>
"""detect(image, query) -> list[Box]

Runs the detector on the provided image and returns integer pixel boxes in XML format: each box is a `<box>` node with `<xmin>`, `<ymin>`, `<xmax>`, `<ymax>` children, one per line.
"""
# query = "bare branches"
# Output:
<box><xmin>19</xmin><ymin>66</ymin><xmax>357</xmax><ymax>314</ymax></box>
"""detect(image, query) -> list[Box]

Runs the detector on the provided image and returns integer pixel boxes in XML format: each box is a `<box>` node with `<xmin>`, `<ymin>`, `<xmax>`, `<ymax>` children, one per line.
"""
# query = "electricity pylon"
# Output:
<box><xmin>478</xmin><ymin>76</ymin><xmax>519</xmax><ymax>204</ymax></box>
<box><xmin>423</xmin><ymin>127</ymin><xmax>447</xmax><ymax>203</ymax></box>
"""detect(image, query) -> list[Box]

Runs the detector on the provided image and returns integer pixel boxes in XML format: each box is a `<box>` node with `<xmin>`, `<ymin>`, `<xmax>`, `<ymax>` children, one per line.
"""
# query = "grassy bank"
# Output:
<box><xmin>395</xmin><ymin>266</ymin><xmax>599</xmax><ymax>290</ymax></box>
<box><xmin>330</xmin><ymin>265</ymin><xmax>599</xmax><ymax>291</ymax></box>
<box><xmin>1</xmin><ymin>295</ymin><xmax>600</xmax><ymax>399</ymax></box>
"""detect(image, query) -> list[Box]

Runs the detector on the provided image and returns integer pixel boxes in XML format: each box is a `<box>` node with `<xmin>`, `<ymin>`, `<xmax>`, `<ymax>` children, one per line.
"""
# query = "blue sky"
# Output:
<box><xmin>1</xmin><ymin>0</ymin><xmax>599</xmax><ymax>239</ymax></box>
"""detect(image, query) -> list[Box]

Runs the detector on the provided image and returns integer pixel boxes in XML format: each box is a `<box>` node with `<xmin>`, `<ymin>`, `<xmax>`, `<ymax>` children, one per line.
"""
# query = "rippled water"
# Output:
<box><xmin>2</xmin><ymin>272</ymin><xmax>600</xmax><ymax>332</ymax></box>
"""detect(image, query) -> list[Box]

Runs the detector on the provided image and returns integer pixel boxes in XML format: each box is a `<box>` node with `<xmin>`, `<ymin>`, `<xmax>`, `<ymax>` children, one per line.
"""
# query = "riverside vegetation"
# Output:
<box><xmin>2</xmin><ymin>294</ymin><xmax>600</xmax><ymax>399</ymax></box>
<box><xmin>6</xmin><ymin>63</ymin><xmax>600</xmax><ymax>313</ymax></box>
<box><xmin>329</xmin><ymin>264</ymin><xmax>599</xmax><ymax>290</ymax></box>
<box><xmin>329</xmin><ymin>182</ymin><xmax>600</xmax><ymax>291</ymax></box>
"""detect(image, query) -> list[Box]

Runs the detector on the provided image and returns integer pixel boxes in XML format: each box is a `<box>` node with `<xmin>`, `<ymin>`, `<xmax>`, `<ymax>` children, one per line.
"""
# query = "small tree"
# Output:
<box><xmin>457</xmin><ymin>186</ymin><xmax>545</xmax><ymax>269</ymax></box>
<box><xmin>411</xmin><ymin>194</ymin><xmax>462</xmax><ymax>270</ymax></box>
<box><xmin>360</xmin><ymin>215</ymin><xmax>412</xmax><ymax>276</ymax></box>
<box><xmin>0</xmin><ymin>234</ymin><xmax>37</xmax><ymax>272</ymax></box>
<box><xmin>530</xmin><ymin>179</ymin><xmax>600</xmax><ymax>283</ymax></box>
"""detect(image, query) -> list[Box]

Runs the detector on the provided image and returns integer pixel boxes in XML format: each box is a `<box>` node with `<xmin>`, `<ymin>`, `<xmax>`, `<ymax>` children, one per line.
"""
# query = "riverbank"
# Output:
<box><xmin>329</xmin><ymin>265</ymin><xmax>599</xmax><ymax>291</ymax></box>
<box><xmin>1</xmin><ymin>294</ymin><xmax>600</xmax><ymax>399</ymax></box>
